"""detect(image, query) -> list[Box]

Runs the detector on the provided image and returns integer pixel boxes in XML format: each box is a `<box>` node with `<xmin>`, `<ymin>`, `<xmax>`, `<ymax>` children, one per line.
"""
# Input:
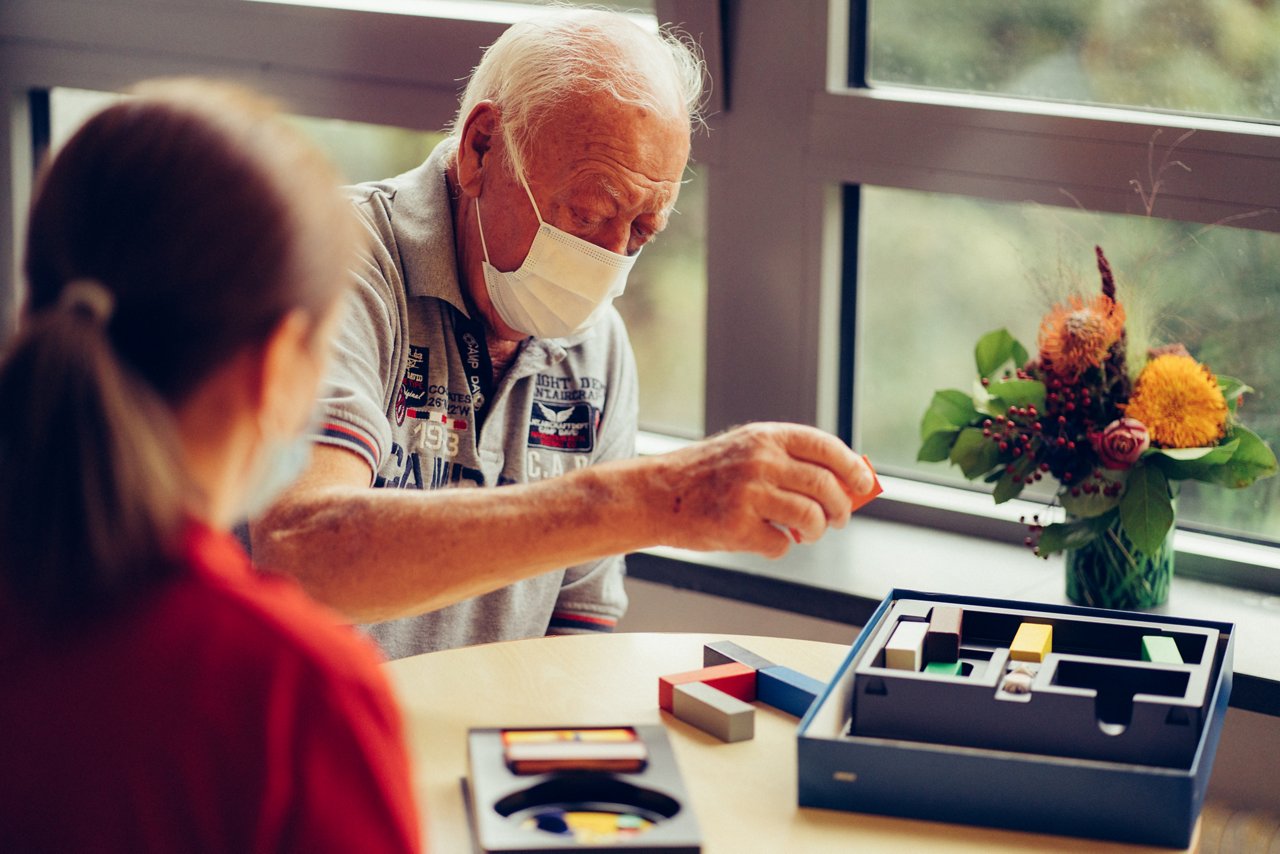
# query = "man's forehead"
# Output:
<box><xmin>566</xmin><ymin>167</ymin><xmax>682</xmax><ymax>212</ymax></box>
<box><xmin>532</xmin><ymin>92</ymin><xmax>686</xmax><ymax>164</ymax></box>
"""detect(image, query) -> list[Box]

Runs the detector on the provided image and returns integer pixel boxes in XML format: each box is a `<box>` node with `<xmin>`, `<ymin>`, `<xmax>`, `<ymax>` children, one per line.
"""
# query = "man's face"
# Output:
<box><xmin>481</xmin><ymin>91</ymin><xmax>691</xmax><ymax>272</ymax></box>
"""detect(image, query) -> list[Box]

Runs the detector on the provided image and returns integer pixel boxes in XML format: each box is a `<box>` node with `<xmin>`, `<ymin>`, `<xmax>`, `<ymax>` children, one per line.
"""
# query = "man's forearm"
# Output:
<box><xmin>253</xmin><ymin>423</ymin><xmax>876</xmax><ymax>624</ymax></box>
<box><xmin>253</xmin><ymin>459</ymin><xmax>659</xmax><ymax>623</ymax></box>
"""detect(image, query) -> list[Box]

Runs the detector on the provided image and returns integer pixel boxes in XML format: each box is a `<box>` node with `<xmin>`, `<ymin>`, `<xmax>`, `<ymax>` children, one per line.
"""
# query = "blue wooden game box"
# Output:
<box><xmin>796</xmin><ymin>589</ymin><xmax>1233</xmax><ymax>848</ymax></box>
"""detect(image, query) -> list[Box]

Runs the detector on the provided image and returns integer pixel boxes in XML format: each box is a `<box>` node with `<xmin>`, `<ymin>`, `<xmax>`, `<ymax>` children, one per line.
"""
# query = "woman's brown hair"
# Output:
<box><xmin>0</xmin><ymin>79</ymin><xmax>358</xmax><ymax>625</ymax></box>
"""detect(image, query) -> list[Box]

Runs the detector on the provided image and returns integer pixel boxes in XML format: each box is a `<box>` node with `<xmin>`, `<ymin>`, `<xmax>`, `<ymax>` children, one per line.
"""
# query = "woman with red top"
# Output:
<box><xmin>0</xmin><ymin>79</ymin><xmax>421</xmax><ymax>852</ymax></box>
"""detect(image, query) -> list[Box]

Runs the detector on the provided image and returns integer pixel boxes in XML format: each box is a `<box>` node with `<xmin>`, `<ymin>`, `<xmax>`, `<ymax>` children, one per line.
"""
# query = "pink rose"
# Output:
<box><xmin>1091</xmin><ymin>418</ymin><xmax>1150</xmax><ymax>470</ymax></box>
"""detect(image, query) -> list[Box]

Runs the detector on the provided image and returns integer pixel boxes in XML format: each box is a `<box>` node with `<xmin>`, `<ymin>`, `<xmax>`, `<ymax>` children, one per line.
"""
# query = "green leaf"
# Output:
<box><xmin>920</xmin><ymin>390</ymin><xmax>980</xmax><ymax>440</ymax></box>
<box><xmin>992</xmin><ymin>470</ymin><xmax>1026</xmax><ymax>504</ymax></box>
<box><xmin>1217</xmin><ymin>375</ymin><xmax>1252</xmax><ymax>415</ymax></box>
<box><xmin>987</xmin><ymin>378</ymin><xmax>1046</xmax><ymax>412</ymax></box>
<box><xmin>1145</xmin><ymin>439</ymin><xmax>1239</xmax><ymax>481</ymax></box>
<box><xmin>917</xmin><ymin>429</ymin><xmax>959</xmax><ymax>462</ymax></box>
<box><xmin>991</xmin><ymin>455</ymin><xmax>1036</xmax><ymax>504</ymax></box>
<box><xmin>1208</xmin><ymin>425</ymin><xmax>1279</xmax><ymax>488</ymax></box>
<box><xmin>1059</xmin><ymin>480</ymin><xmax>1123</xmax><ymax>518</ymax></box>
<box><xmin>1119</xmin><ymin>464</ymin><xmax>1175</xmax><ymax>555</ymax></box>
<box><xmin>1149</xmin><ymin>443</ymin><xmax>1236</xmax><ymax>462</ymax></box>
<box><xmin>949</xmin><ymin>427</ymin><xmax>1001</xmax><ymax>479</ymax></box>
<box><xmin>975</xmin><ymin>329</ymin><xmax>1029</xmax><ymax>379</ymax></box>
<box><xmin>1037</xmin><ymin>512</ymin><xmax>1117</xmax><ymax>555</ymax></box>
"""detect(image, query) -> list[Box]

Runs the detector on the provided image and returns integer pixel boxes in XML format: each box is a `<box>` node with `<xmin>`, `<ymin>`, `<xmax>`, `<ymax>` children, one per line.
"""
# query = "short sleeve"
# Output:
<box><xmin>314</xmin><ymin>195</ymin><xmax>408</xmax><ymax>480</ymax></box>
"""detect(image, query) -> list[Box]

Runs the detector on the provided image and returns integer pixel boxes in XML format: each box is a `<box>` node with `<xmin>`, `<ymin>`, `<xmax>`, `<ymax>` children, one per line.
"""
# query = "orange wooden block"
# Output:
<box><xmin>658</xmin><ymin>662</ymin><xmax>756</xmax><ymax>712</ymax></box>
<box><xmin>788</xmin><ymin>456</ymin><xmax>885</xmax><ymax>542</ymax></box>
<box><xmin>847</xmin><ymin>455</ymin><xmax>883</xmax><ymax>514</ymax></box>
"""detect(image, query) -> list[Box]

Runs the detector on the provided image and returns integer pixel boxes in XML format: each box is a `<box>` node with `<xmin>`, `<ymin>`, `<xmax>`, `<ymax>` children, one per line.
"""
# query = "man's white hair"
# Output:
<box><xmin>450</xmin><ymin>8</ymin><xmax>706</xmax><ymax>179</ymax></box>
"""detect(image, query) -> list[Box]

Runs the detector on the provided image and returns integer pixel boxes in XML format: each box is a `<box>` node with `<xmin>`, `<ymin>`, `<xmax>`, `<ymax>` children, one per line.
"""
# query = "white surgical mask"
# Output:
<box><xmin>240</xmin><ymin>432</ymin><xmax>312</xmax><ymax>520</ymax></box>
<box><xmin>476</xmin><ymin>166</ymin><xmax>638</xmax><ymax>339</ymax></box>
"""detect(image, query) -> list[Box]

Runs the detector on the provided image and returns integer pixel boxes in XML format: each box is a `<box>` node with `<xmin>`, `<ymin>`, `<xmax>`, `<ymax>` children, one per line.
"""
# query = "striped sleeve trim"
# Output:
<box><xmin>548</xmin><ymin>611</ymin><xmax>618</xmax><ymax>633</ymax></box>
<box><xmin>318</xmin><ymin>422</ymin><xmax>381</xmax><ymax>472</ymax></box>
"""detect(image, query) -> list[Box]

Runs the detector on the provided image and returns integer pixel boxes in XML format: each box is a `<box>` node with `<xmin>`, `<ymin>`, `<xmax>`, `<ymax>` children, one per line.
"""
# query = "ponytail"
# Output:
<box><xmin>2</xmin><ymin>79</ymin><xmax>358</xmax><ymax>627</ymax></box>
<box><xmin>0</xmin><ymin>290</ymin><xmax>189</xmax><ymax>626</ymax></box>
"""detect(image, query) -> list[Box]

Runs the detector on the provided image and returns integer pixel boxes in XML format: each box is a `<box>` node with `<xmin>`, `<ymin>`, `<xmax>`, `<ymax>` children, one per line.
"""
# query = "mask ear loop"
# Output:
<box><xmin>515</xmin><ymin>167</ymin><xmax>546</xmax><ymax>223</ymax></box>
<box><xmin>473</xmin><ymin>161</ymin><xmax>545</xmax><ymax>266</ymax></box>
<box><xmin>475</xmin><ymin>195</ymin><xmax>494</xmax><ymax>265</ymax></box>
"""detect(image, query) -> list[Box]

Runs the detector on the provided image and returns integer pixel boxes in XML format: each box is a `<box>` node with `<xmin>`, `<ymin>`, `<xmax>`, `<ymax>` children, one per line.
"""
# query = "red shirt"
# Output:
<box><xmin>0</xmin><ymin>523</ymin><xmax>422</xmax><ymax>853</ymax></box>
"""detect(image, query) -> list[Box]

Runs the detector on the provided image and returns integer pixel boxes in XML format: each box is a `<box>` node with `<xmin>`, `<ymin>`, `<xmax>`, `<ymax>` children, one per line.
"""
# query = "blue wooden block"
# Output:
<box><xmin>757</xmin><ymin>665</ymin><xmax>826</xmax><ymax>718</ymax></box>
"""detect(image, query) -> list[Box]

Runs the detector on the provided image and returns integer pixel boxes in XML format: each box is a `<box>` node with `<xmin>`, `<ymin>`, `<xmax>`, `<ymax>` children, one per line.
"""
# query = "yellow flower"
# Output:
<box><xmin>1037</xmin><ymin>294</ymin><xmax>1125</xmax><ymax>378</ymax></box>
<box><xmin>1124</xmin><ymin>354</ymin><xmax>1227</xmax><ymax>448</ymax></box>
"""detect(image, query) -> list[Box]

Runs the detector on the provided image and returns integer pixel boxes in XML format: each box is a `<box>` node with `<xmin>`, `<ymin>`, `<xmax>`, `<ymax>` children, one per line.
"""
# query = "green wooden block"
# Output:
<box><xmin>1141</xmin><ymin>635</ymin><xmax>1183</xmax><ymax>664</ymax></box>
<box><xmin>924</xmin><ymin>660</ymin><xmax>963</xmax><ymax>676</ymax></box>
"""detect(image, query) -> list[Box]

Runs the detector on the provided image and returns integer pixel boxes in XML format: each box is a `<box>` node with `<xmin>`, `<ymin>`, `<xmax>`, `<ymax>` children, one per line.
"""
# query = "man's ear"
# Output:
<box><xmin>456</xmin><ymin>100</ymin><xmax>500</xmax><ymax>199</ymax></box>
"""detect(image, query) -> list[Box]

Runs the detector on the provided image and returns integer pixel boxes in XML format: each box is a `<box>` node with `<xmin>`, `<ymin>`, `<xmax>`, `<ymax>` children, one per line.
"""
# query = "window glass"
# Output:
<box><xmin>48</xmin><ymin>88</ymin><xmax>706</xmax><ymax>436</ymax></box>
<box><xmin>614</xmin><ymin>168</ymin><xmax>707</xmax><ymax>438</ymax></box>
<box><xmin>866</xmin><ymin>0</ymin><xmax>1280</xmax><ymax>123</ymax></box>
<box><xmin>854</xmin><ymin>184</ymin><xmax>1280</xmax><ymax>543</ymax></box>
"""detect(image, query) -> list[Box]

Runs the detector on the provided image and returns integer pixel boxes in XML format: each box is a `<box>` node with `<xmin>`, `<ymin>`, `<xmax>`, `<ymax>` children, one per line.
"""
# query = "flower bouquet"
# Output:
<box><xmin>918</xmin><ymin>246</ymin><xmax>1278</xmax><ymax>609</ymax></box>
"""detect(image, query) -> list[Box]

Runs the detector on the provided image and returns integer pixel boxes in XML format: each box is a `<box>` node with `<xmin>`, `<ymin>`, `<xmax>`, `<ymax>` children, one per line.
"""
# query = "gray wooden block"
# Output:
<box><xmin>672</xmin><ymin>681</ymin><xmax>755</xmax><ymax>743</ymax></box>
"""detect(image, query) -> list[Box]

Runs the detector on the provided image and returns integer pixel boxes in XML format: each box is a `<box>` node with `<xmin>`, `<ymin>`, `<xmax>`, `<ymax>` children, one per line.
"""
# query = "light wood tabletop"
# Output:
<box><xmin>384</xmin><ymin>632</ymin><xmax>1193</xmax><ymax>853</ymax></box>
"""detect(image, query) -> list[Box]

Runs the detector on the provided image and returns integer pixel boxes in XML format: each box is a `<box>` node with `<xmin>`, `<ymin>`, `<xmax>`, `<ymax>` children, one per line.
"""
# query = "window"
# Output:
<box><xmin>867</xmin><ymin>0</ymin><xmax>1280</xmax><ymax>123</ymax></box>
<box><xmin>845</xmin><ymin>0</ymin><xmax>1280</xmax><ymax>564</ymax></box>
<box><xmin>615</xmin><ymin>171</ymin><xmax>707</xmax><ymax>438</ymax></box>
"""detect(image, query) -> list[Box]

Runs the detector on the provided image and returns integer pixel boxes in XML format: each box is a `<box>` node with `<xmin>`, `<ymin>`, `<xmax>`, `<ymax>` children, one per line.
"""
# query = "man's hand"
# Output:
<box><xmin>639</xmin><ymin>422</ymin><xmax>878</xmax><ymax>558</ymax></box>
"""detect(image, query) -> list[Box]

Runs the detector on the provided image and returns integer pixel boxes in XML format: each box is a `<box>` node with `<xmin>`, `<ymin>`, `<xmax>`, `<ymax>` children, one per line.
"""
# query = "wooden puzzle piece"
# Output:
<box><xmin>672</xmin><ymin>681</ymin><xmax>755</xmax><ymax>743</ymax></box>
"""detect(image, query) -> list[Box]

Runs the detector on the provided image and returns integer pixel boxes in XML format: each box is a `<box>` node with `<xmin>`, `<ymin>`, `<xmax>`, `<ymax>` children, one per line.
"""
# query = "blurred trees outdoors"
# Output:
<box><xmin>860</xmin><ymin>0</ymin><xmax>1280</xmax><ymax>542</ymax></box>
<box><xmin>868</xmin><ymin>0</ymin><xmax>1280</xmax><ymax>120</ymax></box>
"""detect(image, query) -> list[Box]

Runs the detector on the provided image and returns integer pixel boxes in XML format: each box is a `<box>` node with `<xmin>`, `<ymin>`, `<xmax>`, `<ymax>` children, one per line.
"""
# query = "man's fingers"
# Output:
<box><xmin>770</xmin><ymin>460</ymin><xmax>853</xmax><ymax>527</ymax></box>
<box><xmin>653</xmin><ymin>422</ymin><xmax>881</xmax><ymax>556</ymax></box>
<box><xmin>758</xmin><ymin>488</ymin><xmax>828</xmax><ymax>544</ymax></box>
<box><xmin>762</xmin><ymin>423</ymin><xmax>875</xmax><ymax>498</ymax></box>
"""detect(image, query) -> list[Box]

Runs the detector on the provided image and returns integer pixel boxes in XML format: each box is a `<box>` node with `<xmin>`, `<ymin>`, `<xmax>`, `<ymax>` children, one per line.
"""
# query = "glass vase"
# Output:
<box><xmin>1065</xmin><ymin>516</ymin><xmax>1175</xmax><ymax>611</ymax></box>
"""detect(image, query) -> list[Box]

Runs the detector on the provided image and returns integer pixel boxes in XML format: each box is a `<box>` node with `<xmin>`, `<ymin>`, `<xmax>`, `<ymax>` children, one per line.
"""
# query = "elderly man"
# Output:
<box><xmin>253</xmin><ymin>9</ymin><xmax>876</xmax><ymax>659</ymax></box>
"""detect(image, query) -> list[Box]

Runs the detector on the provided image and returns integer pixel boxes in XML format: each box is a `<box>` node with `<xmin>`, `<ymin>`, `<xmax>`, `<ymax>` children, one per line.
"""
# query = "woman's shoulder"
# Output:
<box><xmin>177</xmin><ymin>523</ymin><xmax>391</xmax><ymax>696</ymax></box>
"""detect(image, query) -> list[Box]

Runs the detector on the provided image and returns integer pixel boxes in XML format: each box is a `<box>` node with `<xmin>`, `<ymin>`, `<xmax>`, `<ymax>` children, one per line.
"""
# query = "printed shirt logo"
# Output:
<box><xmin>400</xmin><ymin>344</ymin><xmax>431</xmax><ymax>420</ymax></box>
<box><xmin>459</xmin><ymin>329</ymin><xmax>486</xmax><ymax>411</ymax></box>
<box><xmin>399</xmin><ymin>343</ymin><xmax>469</xmax><ymax>429</ymax></box>
<box><xmin>528</xmin><ymin>401</ymin><xmax>597</xmax><ymax>453</ymax></box>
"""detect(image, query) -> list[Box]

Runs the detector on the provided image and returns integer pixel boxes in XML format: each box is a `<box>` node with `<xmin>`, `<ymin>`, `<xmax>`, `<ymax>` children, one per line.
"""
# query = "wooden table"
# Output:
<box><xmin>384</xmin><ymin>632</ymin><xmax>1192</xmax><ymax>853</ymax></box>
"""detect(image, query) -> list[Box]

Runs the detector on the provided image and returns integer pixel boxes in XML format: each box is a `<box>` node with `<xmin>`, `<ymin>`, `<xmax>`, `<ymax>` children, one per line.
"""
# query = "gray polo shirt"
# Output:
<box><xmin>315</xmin><ymin>139</ymin><xmax>634</xmax><ymax>659</ymax></box>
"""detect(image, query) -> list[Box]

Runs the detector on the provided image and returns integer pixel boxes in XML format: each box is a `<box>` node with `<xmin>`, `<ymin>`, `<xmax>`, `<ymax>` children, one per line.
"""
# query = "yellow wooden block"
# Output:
<box><xmin>1010</xmin><ymin>622</ymin><xmax>1053</xmax><ymax>662</ymax></box>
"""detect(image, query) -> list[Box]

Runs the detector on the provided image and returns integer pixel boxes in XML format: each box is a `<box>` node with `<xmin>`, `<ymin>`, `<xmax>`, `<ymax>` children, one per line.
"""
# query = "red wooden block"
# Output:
<box><xmin>658</xmin><ymin>662</ymin><xmax>756</xmax><ymax>712</ymax></box>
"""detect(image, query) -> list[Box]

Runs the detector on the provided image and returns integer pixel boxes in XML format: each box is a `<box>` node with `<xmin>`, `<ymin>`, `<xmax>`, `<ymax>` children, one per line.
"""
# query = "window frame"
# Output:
<box><xmin>2</xmin><ymin>0</ymin><xmax>1278</xmax><ymax>592</ymax></box>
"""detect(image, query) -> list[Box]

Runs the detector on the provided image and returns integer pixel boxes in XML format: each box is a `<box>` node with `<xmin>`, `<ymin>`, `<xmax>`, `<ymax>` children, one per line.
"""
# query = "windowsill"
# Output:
<box><xmin>626</xmin><ymin>499</ymin><xmax>1280</xmax><ymax>717</ymax></box>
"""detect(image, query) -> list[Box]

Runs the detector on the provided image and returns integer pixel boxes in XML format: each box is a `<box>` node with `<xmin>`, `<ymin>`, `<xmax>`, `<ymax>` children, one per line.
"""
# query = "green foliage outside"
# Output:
<box><xmin>869</xmin><ymin>0</ymin><xmax>1280</xmax><ymax>121</ymax></box>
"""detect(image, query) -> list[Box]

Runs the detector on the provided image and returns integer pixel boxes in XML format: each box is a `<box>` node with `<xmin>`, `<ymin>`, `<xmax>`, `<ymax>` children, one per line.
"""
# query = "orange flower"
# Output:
<box><xmin>1037</xmin><ymin>294</ymin><xmax>1125</xmax><ymax>378</ymax></box>
<box><xmin>1124</xmin><ymin>354</ymin><xmax>1227</xmax><ymax>448</ymax></box>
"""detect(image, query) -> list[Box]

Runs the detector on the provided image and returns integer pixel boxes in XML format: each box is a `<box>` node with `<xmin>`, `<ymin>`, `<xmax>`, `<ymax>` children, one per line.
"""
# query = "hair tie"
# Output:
<box><xmin>59</xmin><ymin>279</ymin><xmax>116</xmax><ymax>324</ymax></box>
